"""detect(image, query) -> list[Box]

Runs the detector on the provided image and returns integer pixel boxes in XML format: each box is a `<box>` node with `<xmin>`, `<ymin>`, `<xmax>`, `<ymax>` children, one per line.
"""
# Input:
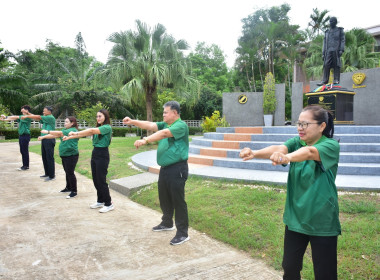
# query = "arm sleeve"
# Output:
<box><xmin>284</xmin><ymin>137</ymin><xmax>298</xmax><ymax>154</ymax></box>
<box><xmin>98</xmin><ymin>125</ymin><xmax>112</xmax><ymax>135</ymax></box>
<box><xmin>156</xmin><ymin>122</ymin><xmax>166</xmax><ymax>131</ymax></box>
<box><xmin>314</xmin><ymin>139</ymin><xmax>340</xmax><ymax>171</ymax></box>
<box><xmin>168</xmin><ymin>122</ymin><xmax>186</xmax><ymax>140</ymax></box>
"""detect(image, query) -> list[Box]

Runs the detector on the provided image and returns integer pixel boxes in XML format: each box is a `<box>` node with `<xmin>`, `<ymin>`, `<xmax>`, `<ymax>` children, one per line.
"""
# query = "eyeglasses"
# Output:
<box><xmin>296</xmin><ymin>122</ymin><xmax>320</xmax><ymax>129</ymax></box>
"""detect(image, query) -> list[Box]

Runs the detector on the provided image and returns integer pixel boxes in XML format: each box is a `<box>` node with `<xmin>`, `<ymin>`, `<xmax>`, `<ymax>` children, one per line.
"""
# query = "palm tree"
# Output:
<box><xmin>104</xmin><ymin>20</ymin><xmax>199</xmax><ymax>123</ymax></box>
<box><xmin>308</xmin><ymin>8</ymin><xmax>330</xmax><ymax>38</ymax></box>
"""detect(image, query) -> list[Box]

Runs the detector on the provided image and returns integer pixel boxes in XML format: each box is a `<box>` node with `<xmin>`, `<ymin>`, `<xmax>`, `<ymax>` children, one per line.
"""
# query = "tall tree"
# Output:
<box><xmin>308</xmin><ymin>8</ymin><xmax>330</xmax><ymax>38</ymax></box>
<box><xmin>104</xmin><ymin>20</ymin><xmax>199</xmax><ymax>123</ymax></box>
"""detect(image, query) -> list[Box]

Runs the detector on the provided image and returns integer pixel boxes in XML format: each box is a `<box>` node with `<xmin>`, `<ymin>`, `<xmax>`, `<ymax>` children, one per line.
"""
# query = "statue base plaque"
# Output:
<box><xmin>306</xmin><ymin>90</ymin><xmax>355</xmax><ymax>124</ymax></box>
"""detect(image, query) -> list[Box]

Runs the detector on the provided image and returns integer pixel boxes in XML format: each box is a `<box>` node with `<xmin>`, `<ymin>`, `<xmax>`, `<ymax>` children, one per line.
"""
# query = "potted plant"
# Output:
<box><xmin>263</xmin><ymin>72</ymin><xmax>277</xmax><ymax>126</ymax></box>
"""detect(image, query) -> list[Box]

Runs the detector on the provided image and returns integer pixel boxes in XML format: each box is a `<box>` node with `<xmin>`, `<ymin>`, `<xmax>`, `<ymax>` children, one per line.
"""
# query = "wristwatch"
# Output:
<box><xmin>143</xmin><ymin>137</ymin><xmax>149</xmax><ymax>144</ymax></box>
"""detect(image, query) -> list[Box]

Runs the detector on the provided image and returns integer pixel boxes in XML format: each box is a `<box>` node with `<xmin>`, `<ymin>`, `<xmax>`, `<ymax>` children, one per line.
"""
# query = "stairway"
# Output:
<box><xmin>189</xmin><ymin>126</ymin><xmax>380</xmax><ymax>176</ymax></box>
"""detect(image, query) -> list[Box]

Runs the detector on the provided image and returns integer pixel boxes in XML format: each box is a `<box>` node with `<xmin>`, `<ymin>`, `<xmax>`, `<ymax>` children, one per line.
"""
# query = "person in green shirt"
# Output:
<box><xmin>0</xmin><ymin>105</ymin><xmax>32</xmax><ymax>171</ymax></box>
<box><xmin>38</xmin><ymin>117</ymin><xmax>79</xmax><ymax>199</ymax></box>
<box><xmin>22</xmin><ymin>106</ymin><xmax>56</xmax><ymax>181</ymax></box>
<box><xmin>123</xmin><ymin>101</ymin><xmax>190</xmax><ymax>246</ymax></box>
<box><xmin>240</xmin><ymin>105</ymin><xmax>340</xmax><ymax>280</ymax></box>
<box><xmin>63</xmin><ymin>109</ymin><xmax>114</xmax><ymax>213</ymax></box>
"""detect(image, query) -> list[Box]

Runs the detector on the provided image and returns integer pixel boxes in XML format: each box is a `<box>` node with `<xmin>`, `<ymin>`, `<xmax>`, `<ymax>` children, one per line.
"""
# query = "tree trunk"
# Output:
<box><xmin>146</xmin><ymin>89</ymin><xmax>154</xmax><ymax>136</ymax></box>
<box><xmin>251</xmin><ymin>62</ymin><xmax>256</xmax><ymax>92</ymax></box>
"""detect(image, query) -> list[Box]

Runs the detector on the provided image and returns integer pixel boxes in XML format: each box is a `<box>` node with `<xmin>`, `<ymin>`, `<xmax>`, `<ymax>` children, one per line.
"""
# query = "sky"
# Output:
<box><xmin>1</xmin><ymin>0</ymin><xmax>380</xmax><ymax>67</ymax></box>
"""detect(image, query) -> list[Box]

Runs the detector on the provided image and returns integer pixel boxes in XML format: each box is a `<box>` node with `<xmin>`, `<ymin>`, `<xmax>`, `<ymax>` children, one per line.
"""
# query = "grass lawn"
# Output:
<box><xmin>27</xmin><ymin>137</ymin><xmax>379</xmax><ymax>279</ymax></box>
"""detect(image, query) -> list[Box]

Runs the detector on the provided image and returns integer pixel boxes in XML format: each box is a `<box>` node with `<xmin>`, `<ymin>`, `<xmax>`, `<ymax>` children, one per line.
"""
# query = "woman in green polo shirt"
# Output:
<box><xmin>63</xmin><ymin>109</ymin><xmax>113</xmax><ymax>213</ymax></box>
<box><xmin>38</xmin><ymin>117</ymin><xmax>79</xmax><ymax>199</ymax></box>
<box><xmin>240</xmin><ymin>105</ymin><xmax>340</xmax><ymax>280</ymax></box>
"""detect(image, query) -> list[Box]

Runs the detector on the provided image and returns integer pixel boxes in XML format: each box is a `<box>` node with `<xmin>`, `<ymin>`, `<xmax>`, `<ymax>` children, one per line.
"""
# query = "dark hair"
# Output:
<box><xmin>302</xmin><ymin>105</ymin><xmax>334</xmax><ymax>138</ymax></box>
<box><xmin>44</xmin><ymin>106</ymin><xmax>53</xmax><ymax>112</ymax></box>
<box><xmin>96</xmin><ymin>109</ymin><xmax>110</xmax><ymax>127</ymax></box>
<box><xmin>163</xmin><ymin>101</ymin><xmax>180</xmax><ymax>114</ymax></box>
<box><xmin>21</xmin><ymin>105</ymin><xmax>31</xmax><ymax>112</ymax></box>
<box><xmin>67</xmin><ymin>116</ymin><xmax>78</xmax><ymax>129</ymax></box>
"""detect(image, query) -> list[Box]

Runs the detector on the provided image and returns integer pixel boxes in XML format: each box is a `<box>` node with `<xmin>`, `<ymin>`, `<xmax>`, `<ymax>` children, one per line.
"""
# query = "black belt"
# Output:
<box><xmin>161</xmin><ymin>160</ymin><xmax>188</xmax><ymax>169</ymax></box>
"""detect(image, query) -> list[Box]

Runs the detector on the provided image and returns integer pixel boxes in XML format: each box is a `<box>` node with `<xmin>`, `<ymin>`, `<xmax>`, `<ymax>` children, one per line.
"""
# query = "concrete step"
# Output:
<box><xmin>203</xmin><ymin>132</ymin><xmax>380</xmax><ymax>143</ymax></box>
<box><xmin>217</xmin><ymin>126</ymin><xmax>380</xmax><ymax>134</ymax></box>
<box><xmin>188</xmin><ymin>154</ymin><xmax>380</xmax><ymax>176</ymax></box>
<box><xmin>191</xmin><ymin>138</ymin><xmax>380</xmax><ymax>153</ymax></box>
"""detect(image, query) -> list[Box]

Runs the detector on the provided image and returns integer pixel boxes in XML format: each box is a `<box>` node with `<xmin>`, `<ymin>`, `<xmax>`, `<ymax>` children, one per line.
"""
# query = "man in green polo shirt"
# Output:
<box><xmin>22</xmin><ymin>106</ymin><xmax>56</xmax><ymax>181</ymax></box>
<box><xmin>123</xmin><ymin>101</ymin><xmax>190</xmax><ymax>246</ymax></box>
<box><xmin>0</xmin><ymin>105</ymin><xmax>32</xmax><ymax>171</ymax></box>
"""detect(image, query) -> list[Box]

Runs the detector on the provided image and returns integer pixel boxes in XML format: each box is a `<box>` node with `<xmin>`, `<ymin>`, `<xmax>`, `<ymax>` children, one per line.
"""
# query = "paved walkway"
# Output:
<box><xmin>132</xmin><ymin>150</ymin><xmax>380</xmax><ymax>192</ymax></box>
<box><xmin>0</xmin><ymin>142</ymin><xmax>281</xmax><ymax>280</ymax></box>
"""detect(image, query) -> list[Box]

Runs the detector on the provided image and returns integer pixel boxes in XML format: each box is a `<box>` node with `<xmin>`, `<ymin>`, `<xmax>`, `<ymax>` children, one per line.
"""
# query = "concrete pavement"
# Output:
<box><xmin>0</xmin><ymin>142</ymin><xmax>281</xmax><ymax>280</ymax></box>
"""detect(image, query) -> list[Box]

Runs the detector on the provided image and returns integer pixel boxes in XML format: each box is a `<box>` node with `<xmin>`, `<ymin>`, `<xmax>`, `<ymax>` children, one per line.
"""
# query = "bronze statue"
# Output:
<box><xmin>317</xmin><ymin>17</ymin><xmax>345</xmax><ymax>86</ymax></box>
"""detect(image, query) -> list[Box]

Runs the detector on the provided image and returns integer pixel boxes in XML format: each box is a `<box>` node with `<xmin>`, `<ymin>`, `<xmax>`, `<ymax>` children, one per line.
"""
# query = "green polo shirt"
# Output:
<box><xmin>59</xmin><ymin>127</ymin><xmax>79</xmax><ymax>157</ymax></box>
<box><xmin>16</xmin><ymin>115</ymin><xmax>31</xmax><ymax>135</ymax></box>
<box><xmin>40</xmin><ymin>115</ymin><xmax>56</xmax><ymax>136</ymax></box>
<box><xmin>156</xmin><ymin>118</ymin><xmax>189</xmax><ymax>167</ymax></box>
<box><xmin>92</xmin><ymin>124</ymin><xmax>112</xmax><ymax>148</ymax></box>
<box><xmin>283</xmin><ymin>135</ymin><xmax>341</xmax><ymax>236</ymax></box>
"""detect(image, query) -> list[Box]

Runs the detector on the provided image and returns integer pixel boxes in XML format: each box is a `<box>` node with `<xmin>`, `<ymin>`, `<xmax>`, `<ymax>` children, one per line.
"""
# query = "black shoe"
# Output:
<box><xmin>60</xmin><ymin>188</ymin><xmax>70</xmax><ymax>193</ymax></box>
<box><xmin>170</xmin><ymin>235</ymin><xmax>190</xmax><ymax>246</ymax></box>
<box><xmin>40</xmin><ymin>175</ymin><xmax>49</xmax><ymax>178</ymax></box>
<box><xmin>17</xmin><ymin>166</ymin><xmax>29</xmax><ymax>171</ymax></box>
<box><xmin>44</xmin><ymin>177</ymin><xmax>56</xmax><ymax>182</ymax></box>
<box><xmin>317</xmin><ymin>81</ymin><xmax>327</xmax><ymax>86</ymax></box>
<box><xmin>66</xmin><ymin>192</ymin><xmax>77</xmax><ymax>199</ymax></box>
<box><xmin>152</xmin><ymin>224</ymin><xmax>175</xmax><ymax>232</ymax></box>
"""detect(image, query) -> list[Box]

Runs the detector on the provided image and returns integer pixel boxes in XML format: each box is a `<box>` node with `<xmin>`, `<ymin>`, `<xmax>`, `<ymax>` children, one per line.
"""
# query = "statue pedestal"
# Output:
<box><xmin>306</xmin><ymin>90</ymin><xmax>355</xmax><ymax>124</ymax></box>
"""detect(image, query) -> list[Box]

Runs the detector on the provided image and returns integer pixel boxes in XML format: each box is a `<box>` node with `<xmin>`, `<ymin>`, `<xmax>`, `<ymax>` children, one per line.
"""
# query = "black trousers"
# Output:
<box><xmin>61</xmin><ymin>155</ymin><xmax>79</xmax><ymax>192</ymax></box>
<box><xmin>158</xmin><ymin>161</ymin><xmax>189</xmax><ymax>237</ymax></box>
<box><xmin>41</xmin><ymin>138</ymin><xmax>55</xmax><ymax>178</ymax></box>
<box><xmin>282</xmin><ymin>226</ymin><xmax>338</xmax><ymax>280</ymax></box>
<box><xmin>322</xmin><ymin>51</ymin><xmax>341</xmax><ymax>84</ymax></box>
<box><xmin>91</xmin><ymin>147</ymin><xmax>112</xmax><ymax>206</ymax></box>
<box><xmin>19</xmin><ymin>134</ymin><xmax>30</xmax><ymax>168</ymax></box>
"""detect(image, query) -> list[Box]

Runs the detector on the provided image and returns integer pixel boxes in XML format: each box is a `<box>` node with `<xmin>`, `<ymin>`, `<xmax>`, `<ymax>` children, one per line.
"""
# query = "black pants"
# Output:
<box><xmin>282</xmin><ymin>226</ymin><xmax>338</xmax><ymax>280</ymax></box>
<box><xmin>19</xmin><ymin>134</ymin><xmax>30</xmax><ymax>168</ymax></box>
<box><xmin>158</xmin><ymin>161</ymin><xmax>189</xmax><ymax>237</ymax></box>
<box><xmin>91</xmin><ymin>147</ymin><xmax>112</xmax><ymax>206</ymax></box>
<box><xmin>61</xmin><ymin>155</ymin><xmax>79</xmax><ymax>192</ymax></box>
<box><xmin>322</xmin><ymin>51</ymin><xmax>341</xmax><ymax>84</ymax></box>
<box><xmin>41</xmin><ymin>138</ymin><xmax>55</xmax><ymax>178</ymax></box>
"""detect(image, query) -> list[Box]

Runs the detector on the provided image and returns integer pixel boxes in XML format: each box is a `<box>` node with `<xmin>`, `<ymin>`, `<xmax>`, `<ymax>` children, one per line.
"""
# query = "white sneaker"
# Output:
<box><xmin>99</xmin><ymin>204</ymin><xmax>114</xmax><ymax>213</ymax></box>
<box><xmin>90</xmin><ymin>202</ymin><xmax>104</xmax><ymax>209</ymax></box>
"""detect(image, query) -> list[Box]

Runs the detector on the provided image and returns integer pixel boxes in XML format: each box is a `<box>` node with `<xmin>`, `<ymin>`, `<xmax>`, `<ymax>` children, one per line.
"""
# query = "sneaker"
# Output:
<box><xmin>90</xmin><ymin>202</ymin><xmax>104</xmax><ymax>209</ymax></box>
<box><xmin>99</xmin><ymin>204</ymin><xmax>114</xmax><ymax>213</ymax></box>
<box><xmin>170</xmin><ymin>235</ymin><xmax>190</xmax><ymax>246</ymax></box>
<box><xmin>40</xmin><ymin>175</ymin><xmax>49</xmax><ymax>178</ymax></box>
<box><xmin>60</xmin><ymin>188</ymin><xmax>70</xmax><ymax>193</ymax></box>
<box><xmin>66</xmin><ymin>192</ymin><xmax>77</xmax><ymax>199</ymax></box>
<box><xmin>17</xmin><ymin>166</ymin><xmax>29</xmax><ymax>171</ymax></box>
<box><xmin>44</xmin><ymin>177</ymin><xmax>55</xmax><ymax>182</ymax></box>
<box><xmin>152</xmin><ymin>224</ymin><xmax>175</xmax><ymax>232</ymax></box>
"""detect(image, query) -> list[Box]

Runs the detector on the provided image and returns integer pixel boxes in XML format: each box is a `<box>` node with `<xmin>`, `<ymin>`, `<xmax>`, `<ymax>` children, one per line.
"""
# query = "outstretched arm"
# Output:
<box><xmin>22</xmin><ymin>114</ymin><xmax>42</xmax><ymax>121</ymax></box>
<box><xmin>63</xmin><ymin>128</ymin><xmax>101</xmax><ymax>141</ymax></box>
<box><xmin>134</xmin><ymin>128</ymin><xmax>172</xmax><ymax>149</ymax></box>
<box><xmin>123</xmin><ymin>117</ymin><xmax>158</xmax><ymax>132</ymax></box>
<box><xmin>0</xmin><ymin>115</ymin><xmax>20</xmax><ymax>121</ymax></box>
<box><xmin>41</xmin><ymin>130</ymin><xmax>64</xmax><ymax>138</ymax></box>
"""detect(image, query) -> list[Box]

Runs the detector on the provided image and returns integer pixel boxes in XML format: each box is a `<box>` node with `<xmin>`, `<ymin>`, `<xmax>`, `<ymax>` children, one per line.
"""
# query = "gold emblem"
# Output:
<box><xmin>238</xmin><ymin>94</ymin><xmax>248</xmax><ymax>104</ymax></box>
<box><xmin>352</xmin><ymin>73</ymin><xmax>366</xmax><ymax>85</ymax></box>
<box><xmin>319</xmin><ymin>96</ymin><xmax>324</xmax><ymax>102</ymax></box>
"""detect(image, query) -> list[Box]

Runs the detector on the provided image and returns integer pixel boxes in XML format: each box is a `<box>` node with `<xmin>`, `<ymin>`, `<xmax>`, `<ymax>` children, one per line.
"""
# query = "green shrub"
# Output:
<box><xmin>0</xmin><ymin>128</ymin><xmax>42</xmax><ymax>139</ymax></box>
<box><xmin>263</xmin><ymin>72</ymin><xmax>277</xmax><ymax>114</ymax></box>
<box><xmin>189</xmin><ymin>127</ymin><xmax>202</xmax><ymax>135</ymax></box>
<box><xmin>201</xmin><ymin>110</ymin><xmax>229</xmax><ymax>133</ymax></box>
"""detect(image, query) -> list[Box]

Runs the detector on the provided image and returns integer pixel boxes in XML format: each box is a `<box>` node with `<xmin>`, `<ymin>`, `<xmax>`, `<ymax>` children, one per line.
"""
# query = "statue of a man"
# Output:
<box><xmin>318</xmin><ymin>17</ymin><xmax>345</xmax><ymax>85</ymax></box>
